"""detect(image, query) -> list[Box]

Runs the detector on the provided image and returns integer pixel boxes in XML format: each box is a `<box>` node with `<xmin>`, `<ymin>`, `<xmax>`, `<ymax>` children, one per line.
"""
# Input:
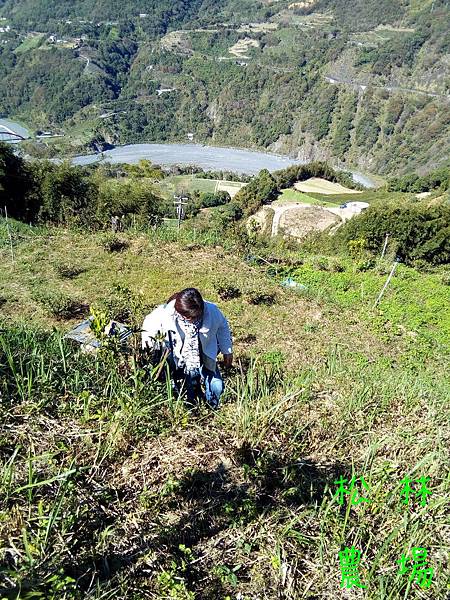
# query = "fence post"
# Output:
<box><xmin>4</xmin><ymin>206</ymin><xmax>14</xmax><ymax>264</ymax></box>
<box><xmin>373</xmin><ymin>260</ymin><xmax>399</xmax><ymax>308</ymax></box>
<box><xmin>380</xmin><ymin>233</ymin><xmax>390</xmax><ymax>259</ymax></box>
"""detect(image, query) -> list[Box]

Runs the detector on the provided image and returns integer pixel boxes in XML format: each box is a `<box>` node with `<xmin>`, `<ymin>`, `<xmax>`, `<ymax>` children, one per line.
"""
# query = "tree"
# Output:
<box><xmin>339</xmin><ymin>202</ymin><xmax>450</xmax><ymax>265</ymax></box>
<box><xmin>0</xmin><ymin>143</ymin><xmax>37</xmax><ymax>221</ymax></box>
<box><xmin>235</xmin><ymin>169</ymin><xmax>278</xmax><ymax>215</ymax></box>
<box><xmin>38</xmin><ymin>162</ymin><xmax>96</xmax><ymax>225</ymax></box>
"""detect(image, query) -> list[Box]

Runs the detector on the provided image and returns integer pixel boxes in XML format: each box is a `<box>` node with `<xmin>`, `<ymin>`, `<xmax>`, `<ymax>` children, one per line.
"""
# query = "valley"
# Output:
<box><xmin>0</xmin><ymin>2</ymin><xmax>449</xmax><ymax>598</ymax></box>
<box><xmin>1</xmin><ymin>0</ymin><xmax>448</xmax><ymax>176</ymax></box>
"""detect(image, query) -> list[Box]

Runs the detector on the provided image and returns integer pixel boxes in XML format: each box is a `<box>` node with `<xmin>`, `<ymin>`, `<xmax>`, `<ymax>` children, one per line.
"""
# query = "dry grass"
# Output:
<box><xmin>216</xmin><ymin>181</ymin><xmax>247</xmax><ymax>198</ymax></box>
<box><xmin>228</xmin><ymin>38</ymin><xmax>260</xmax><ymax>59</ymax></box>
<box><xmin>1</xmin><ymin>222</ymin><xmax>449</xmax><ymax>599</ymax></box>
<box><xmin>295</xmin><ymin>178</ymin><xmax>362</xmax><ymax>195</ymax></box>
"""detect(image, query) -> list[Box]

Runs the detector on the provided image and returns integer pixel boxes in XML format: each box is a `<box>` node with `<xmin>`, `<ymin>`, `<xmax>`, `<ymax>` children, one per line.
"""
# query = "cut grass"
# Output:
<box><xmin>276</xmin><ymin>188</ymin><xmax>340</xmax><ymax>207</ymax></box>
<box><xmin>294</xmin><ymin>177</ymin><xmax>362</xmax><ymax>195</ymax></box>
<box><xmin>156</xmin><ymin>175</ymin><xmax>246</xmax><ymax>200</ymax></box>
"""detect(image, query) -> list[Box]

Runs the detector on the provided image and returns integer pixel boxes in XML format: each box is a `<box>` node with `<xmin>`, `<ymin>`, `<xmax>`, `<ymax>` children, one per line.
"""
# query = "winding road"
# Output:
<box><xmin>324</xmin><ymin>74</ymin><xmax>450</xmax><ymax>100</ymax></box>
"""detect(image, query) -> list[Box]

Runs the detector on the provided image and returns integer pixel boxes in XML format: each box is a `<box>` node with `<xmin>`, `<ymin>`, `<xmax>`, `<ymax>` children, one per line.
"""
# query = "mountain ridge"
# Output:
<box><xmin>0</xmin><ymin>0</ymin><xmax>449</xmax><ymax>175</ymax></box>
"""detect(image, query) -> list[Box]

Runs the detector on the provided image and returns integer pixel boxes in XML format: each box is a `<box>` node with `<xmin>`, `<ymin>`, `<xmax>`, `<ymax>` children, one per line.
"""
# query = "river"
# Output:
<box><xmin>2</xmin><ymin>119</ymin><xmax>378</xmax><ymax>188</ymax></box>
<box><xmin>73</xmin><ymin>143</ymin><xmax>378</xmax><ymax>188</ymax></box>
<box><xmin>0</xmin><ymin>118</ymin><xmax>31</xmax><ymax>142</ymax></box>
<box><xmin>73</xmin><ymin>142</ymin><xmax>303</xmax><ymax>175</ymax></box>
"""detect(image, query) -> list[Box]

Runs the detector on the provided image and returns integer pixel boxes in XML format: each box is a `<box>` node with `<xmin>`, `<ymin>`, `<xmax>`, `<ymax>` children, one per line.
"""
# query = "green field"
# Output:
<box><xmin>156</xmin><ymin>175</ymin><xmax>245</xmax><ymax>199</ymax></box>
<box><xmin>14</xmin><ymin>33</ymin><xmax>45</xmax><ymax>54</ymax></box>
<box><xmin>277</xmin><ymin>188</ymin><xmax>340</xmax><ymax>207</ymax></box>
<box><xmin>157</xmin><ymin>175</ymin><xmax>217</xmax><ymax>197</ymax></box>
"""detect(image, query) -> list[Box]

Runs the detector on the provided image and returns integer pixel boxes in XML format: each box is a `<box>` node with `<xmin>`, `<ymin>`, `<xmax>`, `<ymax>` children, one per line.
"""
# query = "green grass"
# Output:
<box><xmin>157</xmin><ymin>175</ymin><xmax>216</xmax><ymax>198</ymax></box>
<box><xmin>276</xmin><ymin>188</ymin><xmax>340</xmax><ymax>207</ymax></box>
<box><xmin>286</xmin><ymin>256</ymin><xmax>450</xmax><ymax>369</ymax></box>
<box><xmin>156</xmin><ymin>176</ymin><xmax>245</xmax><ymax>200</ymax></box>
<box><xmin>14</xmin><ymin>33</ymin><xmax>45</xmax><ymax>54</ymax></box>
<box><xmin>305</xmin><ymin>190</ymin><xmax>411</xmax><ymax>205</ymax></box>
<box><xmin>1</xmin><ymin>218</ymin><xmax>449</xmax><ymax>599</ymax></box>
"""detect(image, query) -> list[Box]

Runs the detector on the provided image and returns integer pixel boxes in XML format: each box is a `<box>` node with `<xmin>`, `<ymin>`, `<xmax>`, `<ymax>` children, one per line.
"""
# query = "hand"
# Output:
<box><xmin>222</xmin><ymin>353</ymin><xmax>233</xmax><ymax>368</ymax></box>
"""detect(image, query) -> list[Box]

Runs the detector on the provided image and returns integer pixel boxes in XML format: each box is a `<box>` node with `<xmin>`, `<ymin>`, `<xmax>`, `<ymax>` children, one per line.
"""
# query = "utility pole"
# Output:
<box><xmin>173</xmin><ymin>194</ymin><xmax>188</xmax><ymax>231</ymax></box>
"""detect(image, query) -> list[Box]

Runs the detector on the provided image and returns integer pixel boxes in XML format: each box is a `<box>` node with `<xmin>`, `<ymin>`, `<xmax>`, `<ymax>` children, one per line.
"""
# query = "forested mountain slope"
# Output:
<box><xmin>0</xmin><ymin>0</ymin><xmax>449</xmax><ymax>175</ymax></box>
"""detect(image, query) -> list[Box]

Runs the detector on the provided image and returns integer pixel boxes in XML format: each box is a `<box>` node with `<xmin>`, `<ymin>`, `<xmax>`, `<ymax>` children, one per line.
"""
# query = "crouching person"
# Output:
<box><xmin>141</xmin><ymin>288</ymin><xmax>233</xmax><ymax>409</ymax></box>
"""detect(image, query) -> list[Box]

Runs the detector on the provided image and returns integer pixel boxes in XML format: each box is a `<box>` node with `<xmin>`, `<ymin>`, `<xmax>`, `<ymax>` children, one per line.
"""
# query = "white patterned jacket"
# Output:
<box><xmin>141</xmin><ymin>299</ymin><xmax>233</xmax><ymax>371</ymax></box>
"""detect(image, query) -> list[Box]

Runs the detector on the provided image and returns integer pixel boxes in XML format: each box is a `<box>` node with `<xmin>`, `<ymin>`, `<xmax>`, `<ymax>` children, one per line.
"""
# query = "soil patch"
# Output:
<box><xmin>229</xmin><ymin>38</ymin><xmax>260</xmax><ymax>59</ymax></box>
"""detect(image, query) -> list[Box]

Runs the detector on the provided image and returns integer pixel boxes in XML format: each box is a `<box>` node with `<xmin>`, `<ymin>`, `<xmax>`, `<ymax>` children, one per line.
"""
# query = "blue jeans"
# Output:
<box><xmin>176</xmin><ymin>365</ymin><xmax>224</xmax><ymax>408</ymax></box>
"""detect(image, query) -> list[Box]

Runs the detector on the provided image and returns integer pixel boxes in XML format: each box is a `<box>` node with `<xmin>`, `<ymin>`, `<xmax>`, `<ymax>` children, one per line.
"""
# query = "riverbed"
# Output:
<box><xmin>73</xmin><ymin>143</ymin><xmax>303</xmax><ymax>175</ymax></box>
<box><xmin>0</xmin><ymin>118</ymin><xmax>31</xmax><ymax>142</ymax></box>
<box><xmin>73</xmin><ymin>143</ymin><xmax>378</xmax><ymax>188</ymax></box>
<box><xmin>2</xmin><ymin>118</ymin><xmax>378</xmax><ymax>187</ymax></box>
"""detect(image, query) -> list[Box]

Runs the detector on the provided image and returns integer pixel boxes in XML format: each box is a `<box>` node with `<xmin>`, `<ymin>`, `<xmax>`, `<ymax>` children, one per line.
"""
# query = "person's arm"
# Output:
<box><xmin>141</xmin><ymin>306</ymin><xmax>165</xmax><ymax>350</ymax></box>
<box><xmin>216</xmin><ymin>309</ymin><xmax>233</xmax><ymax>367</ymax></box>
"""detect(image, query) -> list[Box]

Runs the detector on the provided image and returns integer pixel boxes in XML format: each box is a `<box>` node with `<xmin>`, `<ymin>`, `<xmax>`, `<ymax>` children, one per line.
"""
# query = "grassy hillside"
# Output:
<box><xmin>1</xmin><ymin>0</ymin><xmax>449</xmax><ymax>175</ymax></box>
<box><xmin>1</xmin><ymin>218</ymin><xmax>449</xmax><ymax>598</ymax></box>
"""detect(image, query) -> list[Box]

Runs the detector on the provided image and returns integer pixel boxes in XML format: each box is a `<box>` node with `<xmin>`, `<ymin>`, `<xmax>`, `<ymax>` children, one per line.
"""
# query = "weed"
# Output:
<box><xmin>0</xmin><ymin>220</ymin><xmax>449</xmax><ymax>599</ymax></box>
<box><xmin>213</xmin><ymin>564</ymin><xmax>241</xmax><ymax>587</ymax></box>
<box><xmin>55</xmin><ymin>262</ymin><xmax>86</xmax><ymax>279</ymax></box>
<box><xmin>101</xmin><ymin>234</ymin><xmax>129</xmax><ymax>252</ymax></box>
<box><xmin>214</xmin><ymin>279</ymin><xmax>242</xmax><ymax>300</ymax></box>
<box><xmin>261</xmin><ymin>350</ymin><xmax>285</xmax><ymax>365</ymax></box>
<box><xmin>306</xmin><ymin>255</ymin><xmax>345</xmax><ymax>272</ymax></box>
<box><xmin>32</xmin><ymin>290</ymin><xmax>87</xmax><ymax>320</ymax></box>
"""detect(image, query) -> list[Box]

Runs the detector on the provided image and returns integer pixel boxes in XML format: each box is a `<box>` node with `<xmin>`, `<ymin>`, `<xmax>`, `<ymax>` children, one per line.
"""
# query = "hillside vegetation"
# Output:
<box><xmin>1</xmin><ymin>211</ymin><xmax>449</xmax><ymax>598</ymax></box>
<box><xmin>0</xmin><ymin>0</ymin><xmax>449</xmax><ymax>175</ymax></box>
<box><xmin>1</xmin><ymin>147</ymin><xmax>450</xmax><ymax>597</ymax></box>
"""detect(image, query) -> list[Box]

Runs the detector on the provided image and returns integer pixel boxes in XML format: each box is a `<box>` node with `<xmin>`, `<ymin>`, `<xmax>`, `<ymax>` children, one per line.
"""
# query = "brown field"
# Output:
<box><xmin>229</xmin><ymin>38</ymin><xmax>260</xmax><ymax>59</ymax></box>
<box><xmin>217</xmin><ymin>181</ymin><xmax>247</xmax><ymax>198</ymax></box>
<box><xmin>294</xmin><ymin>177</ymin><xmax>362</xmax><ymax>195</ymax></box>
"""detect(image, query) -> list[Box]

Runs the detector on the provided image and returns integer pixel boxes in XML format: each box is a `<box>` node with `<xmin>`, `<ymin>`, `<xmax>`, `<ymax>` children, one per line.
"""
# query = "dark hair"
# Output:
<box><xmin>168</xmin><ymin>288</ymin><xmax>204</xmax><ymax>320</ymax></box>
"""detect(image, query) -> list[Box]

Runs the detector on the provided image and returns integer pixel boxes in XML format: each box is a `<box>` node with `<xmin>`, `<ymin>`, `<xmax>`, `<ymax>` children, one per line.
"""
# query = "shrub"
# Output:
<box><xmin>100</xmin><ymin>283</ymin><xmax>147</xmax><ymax>326</ymax></box>
<box><xmin>338</xmin><ymin>203</ymin><xmax>450</xmax><ymax>265</ymax></box>
<box><xmin>347</xmin><ymin>238</ymin><xmax>367</xmax><ymax>258</ymax></box>
<box><xmin>101</xmin><ymin>234</ymin><xmax>129</xmax><ymax>253</ymax></box>
<box><xmin>213</xmin><ymin>280</ymin><xmax>241</xmax><ymax>301</ymax></box>
<box><xmin>328</xmin><ymin>258</ymin><xmax>346</xmax><ymax>273</ymax></box>
<box><xmin>441</xmin><ymin>272</ymin><xmax>450</xmax><ymax>286</ymax></box>
<box><xmin>33</xmin><ymin>290</ymin><xmax>87</xmax><ymax>319</ymax></box>
<box><xmin>55</xmin><ymin>262</ymin><xmax>86</xmax><ymax>279</ymax></box>
<box><xmin>245</xmin><ymin>291</ymin><xmax>276</xmax><ymax>305</ymax></box>
<box><xmin>356</xmin><ymin>258</ymin><xmax>376</xmax><ymax>272</ymax></box>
